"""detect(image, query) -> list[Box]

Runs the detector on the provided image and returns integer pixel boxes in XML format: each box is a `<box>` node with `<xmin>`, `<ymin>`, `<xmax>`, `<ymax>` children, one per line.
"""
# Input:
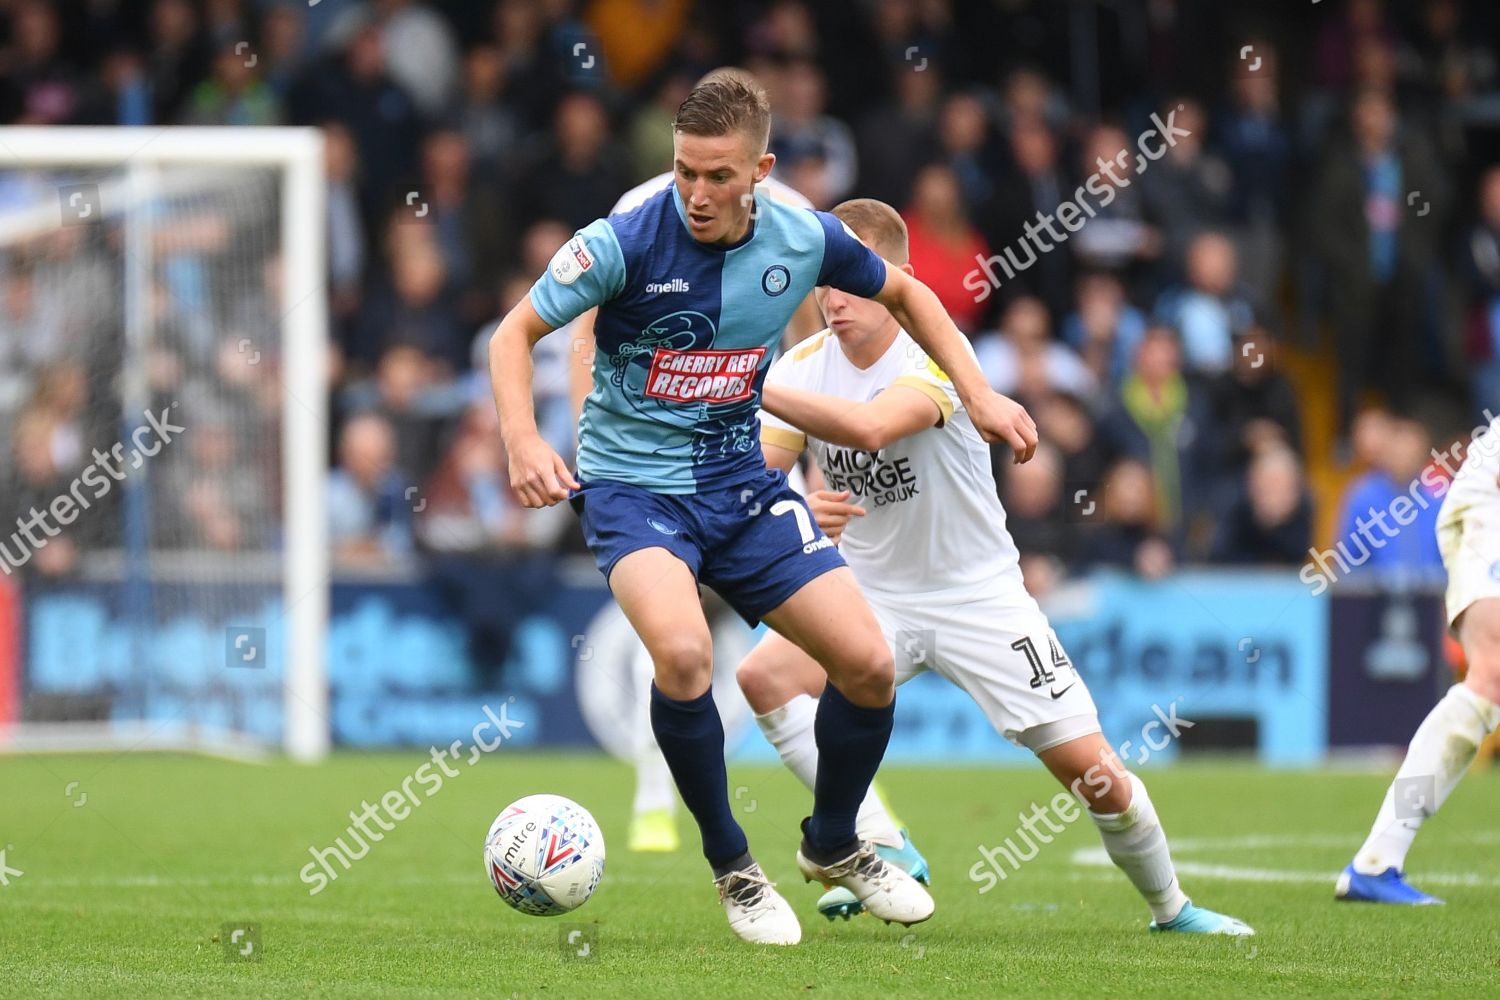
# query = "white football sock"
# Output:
<box><xmin>755</xmin><ymin>693</ymin><xmax>902</xmax><ymax>846</ymax></box>
<box><xmin>1353</xmin><ymin>683</ymin><xmax>1500</xmax><ymax>875</ymax></box>
<box><xmin>1089</xmin><ymin>773</ymin><xmax>1189</xmax><ymax>924</ymax></box>
<box><xmin>632</xmin><ymin>747</ymin><xmax>676</xmax><ymax>816</ymax></box>
<box><xmin>631</xmin><ymin>640</ymin><xmax>676</xmax><ymax>816</ymax></box>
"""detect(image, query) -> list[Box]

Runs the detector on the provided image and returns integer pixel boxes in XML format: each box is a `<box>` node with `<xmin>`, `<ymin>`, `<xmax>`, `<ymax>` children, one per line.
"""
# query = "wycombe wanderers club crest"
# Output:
<box><xmin>762</xmin><ymin>264</ymin><xmax>790</xmax><ymax>296</ymax></box>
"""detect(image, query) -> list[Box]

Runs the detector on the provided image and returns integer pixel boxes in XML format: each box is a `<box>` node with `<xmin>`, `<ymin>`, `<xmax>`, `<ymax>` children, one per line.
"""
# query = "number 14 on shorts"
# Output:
<box><xmin>1012</xmin><ymin>635</ymin><xmax>1076</xmax><ymax>697</ymax></box>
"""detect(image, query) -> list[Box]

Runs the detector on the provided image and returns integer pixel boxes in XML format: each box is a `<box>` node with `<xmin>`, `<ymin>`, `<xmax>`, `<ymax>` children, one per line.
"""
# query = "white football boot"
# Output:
<box><xmin>714</xmin><ymin>862</ymin><xmax>802</xmax><ymax>945</ymax></box>
<box><xmin>796</xmin><ymin>837</ymin><xmax>935</xmax><ymax>926</ymax></box>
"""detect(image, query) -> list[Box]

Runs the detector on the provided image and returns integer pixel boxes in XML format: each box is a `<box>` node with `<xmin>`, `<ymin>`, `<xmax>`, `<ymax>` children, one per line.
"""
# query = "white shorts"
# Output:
<box><xmin>864</xmin><ymin>583</ymin><xmax>1100</xmax><ymax>753</ymax></box>
<box><xmin>1437</xmin><ymin>493</ymin><xmax>1500</xmax><ymax>631</ymax></box>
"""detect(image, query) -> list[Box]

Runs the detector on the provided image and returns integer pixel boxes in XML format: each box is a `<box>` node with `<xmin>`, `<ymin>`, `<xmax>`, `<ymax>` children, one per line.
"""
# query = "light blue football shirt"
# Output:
<box><xmin>529</xmin><ymin>185</ymin><xmax>888</xmax><ymax>493</ymax></box>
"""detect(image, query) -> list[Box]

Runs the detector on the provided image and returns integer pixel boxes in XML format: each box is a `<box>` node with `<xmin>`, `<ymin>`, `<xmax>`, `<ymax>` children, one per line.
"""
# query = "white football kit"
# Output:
<box><xmin>1437</xmin><ymin>415</ymin><xmax>1500</xmax><ymax>629</ymax></box>
<box><xmin>759</xmin><ymin>328</ymin><xmax>1100</xmax><ymax>750</ymax></box>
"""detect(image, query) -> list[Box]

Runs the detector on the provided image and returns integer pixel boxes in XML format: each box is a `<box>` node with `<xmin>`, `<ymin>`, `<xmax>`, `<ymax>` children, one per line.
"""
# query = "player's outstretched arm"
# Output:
<box><xmin>760</xmin><ymin>382</ymin><xmax>941</xmax><ymax>452</ymax></box>
<box><xmin>490</xmin><ymin>296</ymin><xmax>581</xmax><ymax>508</ymax></box>
<box><xmin>871</xmin><ymin>263</ymin><xmax>1038</xmax><ymax>463</ymax></box>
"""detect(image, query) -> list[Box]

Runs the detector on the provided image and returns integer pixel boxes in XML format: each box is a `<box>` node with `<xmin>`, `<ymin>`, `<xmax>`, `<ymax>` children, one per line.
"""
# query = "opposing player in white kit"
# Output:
<box><xmin>744</xmin><ymin>198</ymin><xmax>1254</xmax><ymax>934</ymax></box>
<box><xmin>567</xmin><ymin>67</ymin><xmax>832</xmax><ymax>855</ymax></box>
<box><xmin>1338</xmin><ymin>414</ymin><xmax>1500</xmax><ymax>904</ymax></box>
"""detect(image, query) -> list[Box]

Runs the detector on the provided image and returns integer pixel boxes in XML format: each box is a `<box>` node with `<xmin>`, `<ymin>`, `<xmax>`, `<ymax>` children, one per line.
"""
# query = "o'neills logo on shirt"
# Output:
<box><xmin>644</xmin><ymin>347</ymin><xmax>766</xmax><ymax>404</ymax></box>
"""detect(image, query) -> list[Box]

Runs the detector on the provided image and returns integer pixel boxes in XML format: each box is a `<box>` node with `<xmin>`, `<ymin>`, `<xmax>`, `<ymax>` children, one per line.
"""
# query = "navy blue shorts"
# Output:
<box><xmin>569</xmin><ymin>469</ymin><xmax>845</xmax><ymax>626</ymax></box>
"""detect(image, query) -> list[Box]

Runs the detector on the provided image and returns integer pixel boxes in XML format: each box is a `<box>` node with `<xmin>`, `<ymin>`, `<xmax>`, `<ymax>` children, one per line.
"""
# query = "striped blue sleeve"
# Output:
<box><xmin>528</xmin><ymin>219</ymin><xmax>627</xmax><ymax>328</ymax></box>
<box><xmin>813</xmin><ymin>211</ymin><xmax>888</xmax><ymax>298</ymax></box>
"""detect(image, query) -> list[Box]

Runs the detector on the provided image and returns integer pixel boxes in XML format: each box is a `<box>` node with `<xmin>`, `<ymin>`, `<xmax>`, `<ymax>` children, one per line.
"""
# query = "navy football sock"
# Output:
<box><xmin>805</xmin><ymin>683</ymin><xmax>895</xmax><ymax>859</ymax></box>
<box><xmin>649</xmin><ymin>683</ymin><xmax>748</xmax><ymax>869</ymax></box>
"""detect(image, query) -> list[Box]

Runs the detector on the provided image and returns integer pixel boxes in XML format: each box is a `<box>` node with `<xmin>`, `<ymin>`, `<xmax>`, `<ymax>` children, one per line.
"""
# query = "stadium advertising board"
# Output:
<box><xmin>22</xmin><ymin>569</ymin><xmax>1349</xmax><ymax>762</ymax></box>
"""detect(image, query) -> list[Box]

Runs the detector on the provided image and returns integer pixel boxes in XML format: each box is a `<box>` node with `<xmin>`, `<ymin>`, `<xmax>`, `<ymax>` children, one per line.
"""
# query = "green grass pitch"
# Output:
<box><xmin>2</xmin><ymin>751</ymin><xmax>1496</xmax><ymax>998</ymax></box>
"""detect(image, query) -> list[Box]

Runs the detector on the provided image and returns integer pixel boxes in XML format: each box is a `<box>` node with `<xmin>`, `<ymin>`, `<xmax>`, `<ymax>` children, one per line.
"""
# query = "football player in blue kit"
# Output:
<box><xmin>490</xmin><ymin>76</ymin><xmax>1037</xmax><ymax>944</ymax></box>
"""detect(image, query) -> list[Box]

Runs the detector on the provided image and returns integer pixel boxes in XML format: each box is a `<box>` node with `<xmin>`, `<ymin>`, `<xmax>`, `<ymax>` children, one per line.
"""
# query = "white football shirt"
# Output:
<box><xmin>1436</xmin><ymin>415</ymin><xmax>1500</xmax><ymax>626</ymax></box>
<box><xmin>1443</xmin><ymin>415</ymin><xmax>1500</xmax><ymax>512</ymax></box>
<box><xmin>759</xmin><ymin>328</ymin><xmax>1024</xmax><ymax>596</ymax></box>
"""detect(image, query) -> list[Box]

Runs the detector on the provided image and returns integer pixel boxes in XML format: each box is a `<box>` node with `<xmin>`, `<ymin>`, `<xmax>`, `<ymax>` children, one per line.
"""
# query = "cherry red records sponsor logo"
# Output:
<box><xmin>644</xmin><ymin>347</ymin><xmax>766</xmax><ymax>404</ymax></box>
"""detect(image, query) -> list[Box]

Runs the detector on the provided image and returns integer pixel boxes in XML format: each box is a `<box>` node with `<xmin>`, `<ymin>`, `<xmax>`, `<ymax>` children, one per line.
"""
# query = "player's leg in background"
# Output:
<box><xmin>1034</xmin><ymin>730</ymin><xmax>1253</xmax><ymax>934</ymax></box>
<box><xmin>737</xmin><ymin>630</ymin><xmax>904</xmax><ymax>847</ymax></box>
<box><xmin>628</xmin><ymin>637</ymin><xmax>680</xmax><ymax>852</ymax></box>
<box><xmin>608</xmin><ymin>547</ymin><xmax>749</xmax><ymax>873</ymax></box>
<box><xmin>1035</xmin><ymin>733</ymin><xmax>1182</xmax><ymax>921</ymax></box>
<box><xmin>761</xmin><ymin>566</ymin><xmax>896</xmax><ymax>857</ymax></box>
<box><xmin>905</xmin><ymin>594</ymin><xmax>1240</xmax><ymax>929</ymax></box>
<box><xmin>762</xmin><ymin>569</ymin><xmax>934</xmax><ymax>925</ymax></box>
<box><xmin>739</xmin><ymin>627</ymin><xmax>931</xmax><ymax>921</ymax></box>
<box><xmin>699</xmin><ymin>473</ymin><xmax>929</xmax><ymax>924</ymax></box>
<box><xmin>1342</xmin><ymin>597</ymin><xmax>1500</xmax><ymax>901</ymax></box>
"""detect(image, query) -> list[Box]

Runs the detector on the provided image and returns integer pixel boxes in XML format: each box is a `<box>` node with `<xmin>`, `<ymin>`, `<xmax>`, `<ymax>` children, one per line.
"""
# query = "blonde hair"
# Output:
<box><xmin>831</xmin><ymin>198</ymin><xmax>910</xmax><ymax>265</ymax></box>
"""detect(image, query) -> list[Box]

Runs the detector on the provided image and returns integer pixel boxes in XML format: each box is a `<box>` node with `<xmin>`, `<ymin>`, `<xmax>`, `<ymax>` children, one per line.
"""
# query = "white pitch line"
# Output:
<box><xmin>14</xmin><ymin>871</ymin><xmax>671</xmax><ymax>890</ymax></box>
<box><xmin>10</xmin><ymin>874</ymin><xmax>299</xmax><ymax>888</ymax></box>
<box><xmin>1151</xmin><ymin>832</ymin><xmax>1500</xmax><ymax>852</ymax></box>
<box><xmin>1071</xmin><ymin>839</ymin><xmax>1500</xmax><ymax>888</ymax></box>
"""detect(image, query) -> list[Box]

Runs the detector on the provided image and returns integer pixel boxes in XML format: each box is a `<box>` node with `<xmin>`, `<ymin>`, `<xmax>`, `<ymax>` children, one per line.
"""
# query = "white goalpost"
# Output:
<box><xmin>0</xmin><ymin>128</ymin><xmax>330</xmax><ymax>761</ymax></box>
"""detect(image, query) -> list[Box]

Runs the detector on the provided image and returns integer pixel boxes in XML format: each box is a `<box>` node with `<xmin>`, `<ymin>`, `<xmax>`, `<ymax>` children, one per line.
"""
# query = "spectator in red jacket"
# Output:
<box><xmin>902</xmin><ymin>164</ymin><xmax>991</xmax><ymax>334</ymax></box>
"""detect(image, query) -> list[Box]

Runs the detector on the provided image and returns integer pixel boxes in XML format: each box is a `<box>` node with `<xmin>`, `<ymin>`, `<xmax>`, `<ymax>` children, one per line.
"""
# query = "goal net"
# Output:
<box><xmin>0</xmin><ymin>128</ymin><xmax>329</xmax><ymax>761</ymax></box>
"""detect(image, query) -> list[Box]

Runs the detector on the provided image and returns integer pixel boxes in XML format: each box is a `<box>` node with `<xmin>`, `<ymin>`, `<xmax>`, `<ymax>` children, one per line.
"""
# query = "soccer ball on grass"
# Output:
<box><xmin>484</xmin><ymin>794</ymin><xmax>605</xmax><ymax>915</ymax></box>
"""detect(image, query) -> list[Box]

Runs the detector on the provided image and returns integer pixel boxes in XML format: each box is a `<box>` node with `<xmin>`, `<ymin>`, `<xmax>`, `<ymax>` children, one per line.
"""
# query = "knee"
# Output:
<box><xmin>832</xmin><ymin>642</ymin><xmax>895</xmax><ymax>708</ymax></box>
<box><xmin>652</xmin><ymin>632</ymin><xmax>714</xmax><ymax>699</ymax></box>
<box><xmin>735</xmin><ymin>651</ymin><xmax>778</xmax><ymax>713</ymax></box>
<box><xmin>1463</xmin><ymin>670</ymin><xmax>1500</xmax><ymax>708</ymax></box>
<box><xmin>1053</xmin><ymin>750</ymin><xmax>1134</xmax><ymax>814</ymax></box>
<box><xmin>1460</xmin><ymin>612</ymin><xmax>1500</xmax><ymax>705</ymax></box>
<box><xmin>1086</xmin><ymin>769</ymin><xmax>1135</xmax><ymax>815</ymax></box>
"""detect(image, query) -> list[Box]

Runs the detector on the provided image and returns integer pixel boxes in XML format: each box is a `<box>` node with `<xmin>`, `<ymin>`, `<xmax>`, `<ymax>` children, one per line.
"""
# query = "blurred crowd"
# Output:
<box><xmin>2</xmin><ymin>0</ymin><xmax>1498</xmax><ymax>591</ymax></box>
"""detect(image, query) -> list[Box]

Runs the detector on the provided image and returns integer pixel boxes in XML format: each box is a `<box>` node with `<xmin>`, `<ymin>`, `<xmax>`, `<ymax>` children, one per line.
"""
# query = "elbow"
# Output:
<box><xmin>491</xmin><ymin>305</ymin><xmax>547</xmax><ymax>352</ymax></box>
<box><xmin>850</xmin><ymin>420</ymin><xmax>889</xmax><ymax>452</ymax></box>
<box><xmin>883</xmin><ymin>291</ymin><xmax>911</xmax><ymax>329</ymax></box>
<box><xmin>894</xmin><ymin>274</ymin><xmax>931</xmax><ymax>312</ymax></box>
<box><xmin>489</xmin><ymin>316</ymin><xmax>542</xmax><ymax>367</ymax></box>
<box><xmin>488</xmin><ymin>318</ymin><xmax>513</xmax><ymax>356</ymax></box>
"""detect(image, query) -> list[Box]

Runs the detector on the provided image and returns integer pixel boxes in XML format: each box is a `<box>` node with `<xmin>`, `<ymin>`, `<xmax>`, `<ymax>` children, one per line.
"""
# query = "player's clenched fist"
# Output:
<box><xmin>507</xmin><ymin>434</ymin><xmax>581</xmax><ymax>508</ymax></box>
<box><xmin>807</xmin><ymin>489</ymin><xmax>866</xmax><ymax>545</ymax></box>
<box><xmin>965</xmin><ymin>389</ymin><xmax>1038</xmax><ymax>464</ymax></box>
